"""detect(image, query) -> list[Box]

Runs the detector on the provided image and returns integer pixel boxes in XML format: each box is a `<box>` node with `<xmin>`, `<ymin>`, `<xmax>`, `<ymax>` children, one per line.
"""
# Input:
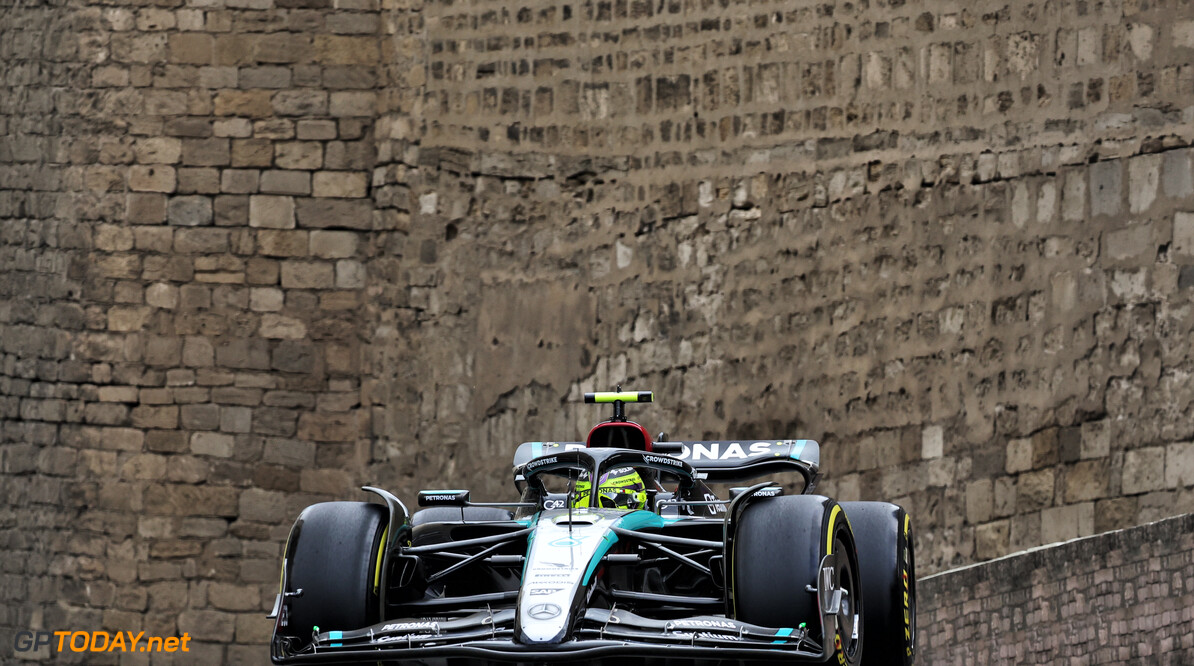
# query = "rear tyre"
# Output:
<box><xmin>841</xmin><ymin>502</ymin><xmax>916</xmax><ymax>666</ymax></box>
<box><xmin>280</xmin><ymin>502</ymin><xmax>387</xmax><ymax>637</ymax></box>
<box><xmin>733</xmin><ymin>495</ymin><xmax>862</xmax><ymax>665</ymax></box>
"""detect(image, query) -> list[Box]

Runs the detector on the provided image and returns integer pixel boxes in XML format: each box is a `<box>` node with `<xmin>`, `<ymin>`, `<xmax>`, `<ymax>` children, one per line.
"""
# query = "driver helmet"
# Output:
<box><xmin>571</xmin><ymin>467</ymin><xmax>647</xmax><ymax>510</ymax></box>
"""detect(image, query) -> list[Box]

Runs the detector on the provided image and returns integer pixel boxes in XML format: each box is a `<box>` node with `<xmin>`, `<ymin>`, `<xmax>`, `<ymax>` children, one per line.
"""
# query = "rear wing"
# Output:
<box><xmin>512</xmin><ymin>439</ymin><xmax>820</xmax><ymax>490</ymax></box>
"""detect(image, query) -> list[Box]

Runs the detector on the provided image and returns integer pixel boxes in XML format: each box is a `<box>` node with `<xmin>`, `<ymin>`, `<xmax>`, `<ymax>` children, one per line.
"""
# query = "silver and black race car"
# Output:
<box><xmin>269</xmin><ymin>390</ymin><xmax>917</xmax><ymax>665</ymax></box>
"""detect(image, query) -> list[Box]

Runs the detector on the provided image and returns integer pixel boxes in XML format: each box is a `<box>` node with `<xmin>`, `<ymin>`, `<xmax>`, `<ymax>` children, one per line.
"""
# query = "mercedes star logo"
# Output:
<box><xmin>528</xmin><ymin>603</ymin><xmax>561</xmax><ymax>620</ymax></box>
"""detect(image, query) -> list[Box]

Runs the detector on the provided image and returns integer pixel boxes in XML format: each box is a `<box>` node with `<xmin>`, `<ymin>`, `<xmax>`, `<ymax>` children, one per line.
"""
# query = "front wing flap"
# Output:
<box><xmin>272</xmin><ymin>608</ymin><xmax>829</xmax><ymax>663</ymax></box>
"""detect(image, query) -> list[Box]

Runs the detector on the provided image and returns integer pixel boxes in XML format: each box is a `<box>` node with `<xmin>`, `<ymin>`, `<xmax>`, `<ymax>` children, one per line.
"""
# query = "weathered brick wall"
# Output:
<box><xmin>2</xmin><ymin>0</ymin><xmax>381</xmax><ymax>660</ymax></box>
<box><xmin>917</xmin><ymin>512</ymin><xmax>1194</xmax><ymax>664</ymax></box>
<box><xmin>5</xmin><ymin>0</ymin><xmax>1194</xmax><ymax>661</ymax></box>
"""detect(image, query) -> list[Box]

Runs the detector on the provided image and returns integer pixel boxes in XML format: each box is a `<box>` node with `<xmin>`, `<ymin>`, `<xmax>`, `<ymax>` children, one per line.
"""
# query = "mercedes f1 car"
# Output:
<box><xmin>269</xmin><ymin>390</ymin><xmax>916</xmax><ymax>664</ymax></box>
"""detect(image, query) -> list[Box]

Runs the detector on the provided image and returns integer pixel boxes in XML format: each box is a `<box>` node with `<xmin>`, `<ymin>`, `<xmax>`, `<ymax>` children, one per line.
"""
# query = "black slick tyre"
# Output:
<box><xmin>841</xmin><ymin>501</ymin><xmax>916</xmax><ymax>666</ymax></box>
<box><xmin>280</xmin><ymin>501</ymin><xmax>387</xmax><ymax>637</ymax></box>
<box><xmin>733</xmin><ymin>495</ymin><xmax>862</xmax><ymax>665</ymax></box>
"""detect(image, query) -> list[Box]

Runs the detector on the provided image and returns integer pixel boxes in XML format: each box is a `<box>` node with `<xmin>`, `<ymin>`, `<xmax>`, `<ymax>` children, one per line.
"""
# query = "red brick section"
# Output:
<box><xmin>918</xmin><ymin>513</ymin><xmax>1194</xmax><ymax>664</ymax></box>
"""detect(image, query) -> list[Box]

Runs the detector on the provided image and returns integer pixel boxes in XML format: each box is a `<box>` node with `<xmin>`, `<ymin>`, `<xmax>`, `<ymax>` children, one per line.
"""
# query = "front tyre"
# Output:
<box><xmin>733</xmin><ymin>495</ymin><xmax>862</xmax><ymax>665</ymax></box>
<box><xmin>278</xmin><ymin>501</ymin><xmax>387</xmax><ymax>638</ymax></box>
<box><xmin>841</xmin><ymin>502</ymin><xmax>916</xmax><ymax>666</ymax></box>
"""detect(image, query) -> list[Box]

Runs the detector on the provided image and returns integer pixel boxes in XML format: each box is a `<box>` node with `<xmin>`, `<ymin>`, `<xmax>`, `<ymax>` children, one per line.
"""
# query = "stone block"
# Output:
<box><xmin>329</xmin><ymin>91</ymin><xmax>376</xmax><ymax>117</ymax></box>
<box><xmin>272</xmin><ymin>90</ymin><xmax>328</xmax><ymax>116</ymax></box>
<box><xmin>262</xmin><ymin>438</ymin><xmax>315</xmax><ymax>466</ymax></box>
<box><xmin>1128</xmin><ymin>154</ymin><xmax>1161</xmax><ymax>213</ymax></box>
<box><xmin>1164</xmin><ymin>442</ymin><xmax>1194</xmax><ymax>488</ymax></box>
<box><xmin>1122</xmin><ymin>447</ymin><xmax>1165</xmax><ymax>494</ymax></box>
<box><xmin>145</xmin><ymin>282</ymin><xmax>178</xmax><ymax>309</ymax></box>
<box><xmin>324</xmin><ymin>140</ymin><xmax>371</xmax><ymax>170</ymax></box>
<box><xmin>143</xmin><ymin>90</ymin><xmax>188</xmax><ymax>116</ymax></box>
<box><xmin>260</xmin><ymin>170</ymin><xmax>311</xmax><ymax>195</ymax></box>
<box><xmin>297</xmin><ymin>411</ymin><xmax>359</xmax><ymax>442</ymax></box>
<box><xmin>1173</xmin><ymin>212</ymin><xmax>1194</xmax><ymax>259</ymax></box>
<box><xmin>178</xmin><ymin>167</ymin><xmax>221</xmax><ymax>194</ymax></box>
<box><xmin>314</xmin><ymin>35</ymin><xmax>379</xmax><ymax>65</ymax></box>
<box><xmin>1080</xmin><ymin>420</ymin><xmax>1110</xmax><ymax>459</ymax></box>
<box><xmin>1103</xmin><ymin>223</ymin><xmax>1153</xmax><ymax>262</ymax></box>
<box><xmin>974</xmin><ymin>519</ymin><xmax>1009</xmax><ymax>559</ymax></box>
<box><xmin>129</xmin><ymin>165</ymin><xmax>176</xmax><ymax>193</ymax></box>
<box><xmin>1017</xmin><ymin>469</ymin><xmax>1055</xmax><ymax>510</ymax></box>
<box><xmin>257</xmin><ymin>230</ymin><xmax>308</xmax><ymax>257</ymax></box>
<box><xmin>191</xmin><ymin>431</ymin><xmax>234</xmax><ymax>457</ymax></box>
<box><xmin>1062</xmin><ymin>169</ymin><xmax>1086</xmax><ymax>221</ymax></box>
<box><xmin>1090</xmin><ymin>161</ymin><xmax>1122</xmax><ymax>217</ymax></box>
<box><xmin>271</xmin><ymin>340</ymin><xmax>317</xmax><ymax>373</ymax></box>
<box><xmin>1040</xmin><ymin>504</ymin><xmax>1079</xmax><ymax>544</ymax></box>
<box><xmin>296</xmin><ymin>120</ymin><xmax>337</xmax><ymax>140</ymax></box>
<box><xmin>275</xmin><ymin>142</ymin><xmax>323</xmax><ymax>170</ymax></box>
<box><xmin>168</xmin><ymin>195</ymin><xmax>213</xmax><ymax>226</ymax></box>
<box><xmin>260</xmin><ymin>314</ymin><xmax>307</xmax><ymax>339</ymax></box>
<box><xmin>249</xmin><ymin>195</ymin><xmax>296</xmax><ymax>229</ymax></box>
<box><xmin>169</xmin><ymin>33</ymin><xmax>212</xmax><ymax>64</ymax></box>
<box><xmin>1163</xmin><ymin>150</ymin><xmax>1193</xmax><ymax>198</ymax></box>
<box><xmin>240</xmin><ymin>66</ymin><xmax>292</xmax><ymax>89</ymax></box>
<box><xmin>1064</xmin><ymin>459</ymin><xmax>1110</xmax><ymax>502</ymax></box>
<box><xmin>254</xmin><ymin>118</ymin><xmax>296</xmax><ymax>139</ymax></box>
<box><xmin>213</xmin><ymin>118</ymin><xmax>253</xmax><ymax>139</ymax></box>
<box><xmin>232</xmin><ymin>139</ymin><xmax>273</xmax><ymax>167</ymax></box>
<box><xmin>220</xmin><ymin>169</ymin><xmax>259</xmax><ymax>194</ymax></box>
<box><xmin>108</xmin><ymin>306</ymin><xmax>151</xmax><ymax>331</ymax></box>
<box><xmin>965</xmin><ymin>479</ymin><xmax>992</xmax><ymax>524</ymax></box>
<box><xmin>127</xmin><ymin>193</ymin><xmax>168</xmax><ymax>223</ymax></box>
<box><xmin>183</xmin><ymin>337</ymin><xmax>214</xmax><ymax>366</ymax></box>
<box><xmin>135</xmin><ymin>137</ymin><xmax>182</xmax><ymax>164</ymax></box>
<box><xmin>174</xmin><ymin>228</ymin><xmax>228</xmax><ymax>253</ymax></box>
<box><xmin>1032</xmin><ymin>429</ymin><xmax>1059</xmax><ymax>468</ymax></box>
<box><xmin>280</xmin><ymin>261</ymin><xmax>334</xmax><ymax>289</ymax></box>
<box><xmin>220</xmin><ymin>406</ymin><xmax>253</xmax><ymax>434</ymax></box>
<box><xmin>215</xmin><ymin>339</ymin><xmax>270</xmax><ymax>370</ymax></box>
<box><xmin>253</xmin><ymin>408</ymin><xmax>298</xmax><ymax>437</ymax></box>
<box><xmin>335</xmin><ymin>260</ymin><xmax>366</xmax><ymax>288</ymax></box>
<box><xmin>130</xmin><ymin>405</ymin><xmax>177</xmax><ymax>429</ymax></box>
<box><xmin>250</xmin><ymin>287</ymin><xmax>284</xmax><ymax>312</ymax></box>
<box><xmin>144</xmin><ymin>336</ymin><xmax>181</xmax><ymax>366</ymax></box>
<box><xmin>295</xmin><ymin>198</ymin><xmax>372</xmax><ymax>229</ymax></box>
<box><xmin>214</xmin><ymin>194</ymin><xmax>249</xmax><ymax>226</ymax></box>
<box><xmin>309</xmin><ymin>230</ymin><xmax>359</xmax><ymax>258</ymax></box>
<box><xmin>182</xmin><ymin>138</ymin><xmax>230</xmax><ymax>166</ymax></box>
<box><xmin>135</xmin><ymin>229</ymin><xmax>174</xmax><ymax>255</ymax></box>
<box><xmin>1174</xmin><ymin>20</ymin><xmax>1194</xmax><ymax>48</ymax></box>
<box><xmin>246</xmin><ymin>258</ymin><xmax>280</xmax><ymax>285</ymax></box>
<box><xmin>312</xmin><ymin>171</ymin><xmax>367</xmax><ymax>198</ymax></box>
<box><xmin>214</xmin><ymin>90</ymin><xmax>272</xmax><ymax>118</ymax></box>
<box><xmin>1006</xmin><ymin>438</ymin><xmax>1032</xmax><ymax>473</ymax></box>
<box><xmin>177</xmin><ymin>610</ymin><xmax>235</xmax><ymax>641</ymax></box>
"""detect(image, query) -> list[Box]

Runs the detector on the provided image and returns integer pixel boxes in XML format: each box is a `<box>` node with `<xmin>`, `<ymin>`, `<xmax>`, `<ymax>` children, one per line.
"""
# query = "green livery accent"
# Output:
<box><xmin>580</xmin><ymin>511</ymin><xmax>665</xmax><ymax>584</ymax></box>
<box><xmin>789</xmin><ymin>440</ymin><xmax>806</xmax><ymax>460</ymax></box>
<box><xmin>584</xmin><ymin>391</ymin><xmax>654</xmax><ymax>403</ymax></box>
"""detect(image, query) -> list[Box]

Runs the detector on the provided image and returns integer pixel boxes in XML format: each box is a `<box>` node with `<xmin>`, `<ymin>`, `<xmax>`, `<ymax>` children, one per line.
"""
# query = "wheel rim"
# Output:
<box><xmin>834</xmin><ymin>533</ymin><xmax>862</xmax><ymax>663</ymax></box>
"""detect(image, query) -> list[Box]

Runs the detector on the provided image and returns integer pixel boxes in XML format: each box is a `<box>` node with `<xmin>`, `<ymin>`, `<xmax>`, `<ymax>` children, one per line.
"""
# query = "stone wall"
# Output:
<box><xmin>917</xmin><ymin>512</ymin><xmax>1194</xmax><ymax>664</ymax></box>
<box><xmin>5</xmin><ymin>0</ymin><xmax>1194</xmax><ymax>661</ymax></box>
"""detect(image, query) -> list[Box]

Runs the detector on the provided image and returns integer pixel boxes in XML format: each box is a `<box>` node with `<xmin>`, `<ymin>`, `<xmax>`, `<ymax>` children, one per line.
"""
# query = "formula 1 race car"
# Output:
<box><xmin>269</xmin><ymin>390</ymin><xmax>916</xmax><ymax>665</ymax></box>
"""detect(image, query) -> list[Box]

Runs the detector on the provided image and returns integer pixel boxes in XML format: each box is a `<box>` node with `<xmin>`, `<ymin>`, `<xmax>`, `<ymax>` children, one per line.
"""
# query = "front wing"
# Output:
<box><xmin>271</xmin><ymin>608</ymin><xmax>831</xmax><ymax>664</ymax></box>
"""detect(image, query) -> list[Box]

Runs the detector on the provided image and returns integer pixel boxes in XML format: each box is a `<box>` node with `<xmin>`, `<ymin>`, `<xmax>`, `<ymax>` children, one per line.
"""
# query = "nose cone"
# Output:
<box><xmin>515</xmin><ymin>511</ymin><xmax>616</xmax><ymax>644</ymax></box>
